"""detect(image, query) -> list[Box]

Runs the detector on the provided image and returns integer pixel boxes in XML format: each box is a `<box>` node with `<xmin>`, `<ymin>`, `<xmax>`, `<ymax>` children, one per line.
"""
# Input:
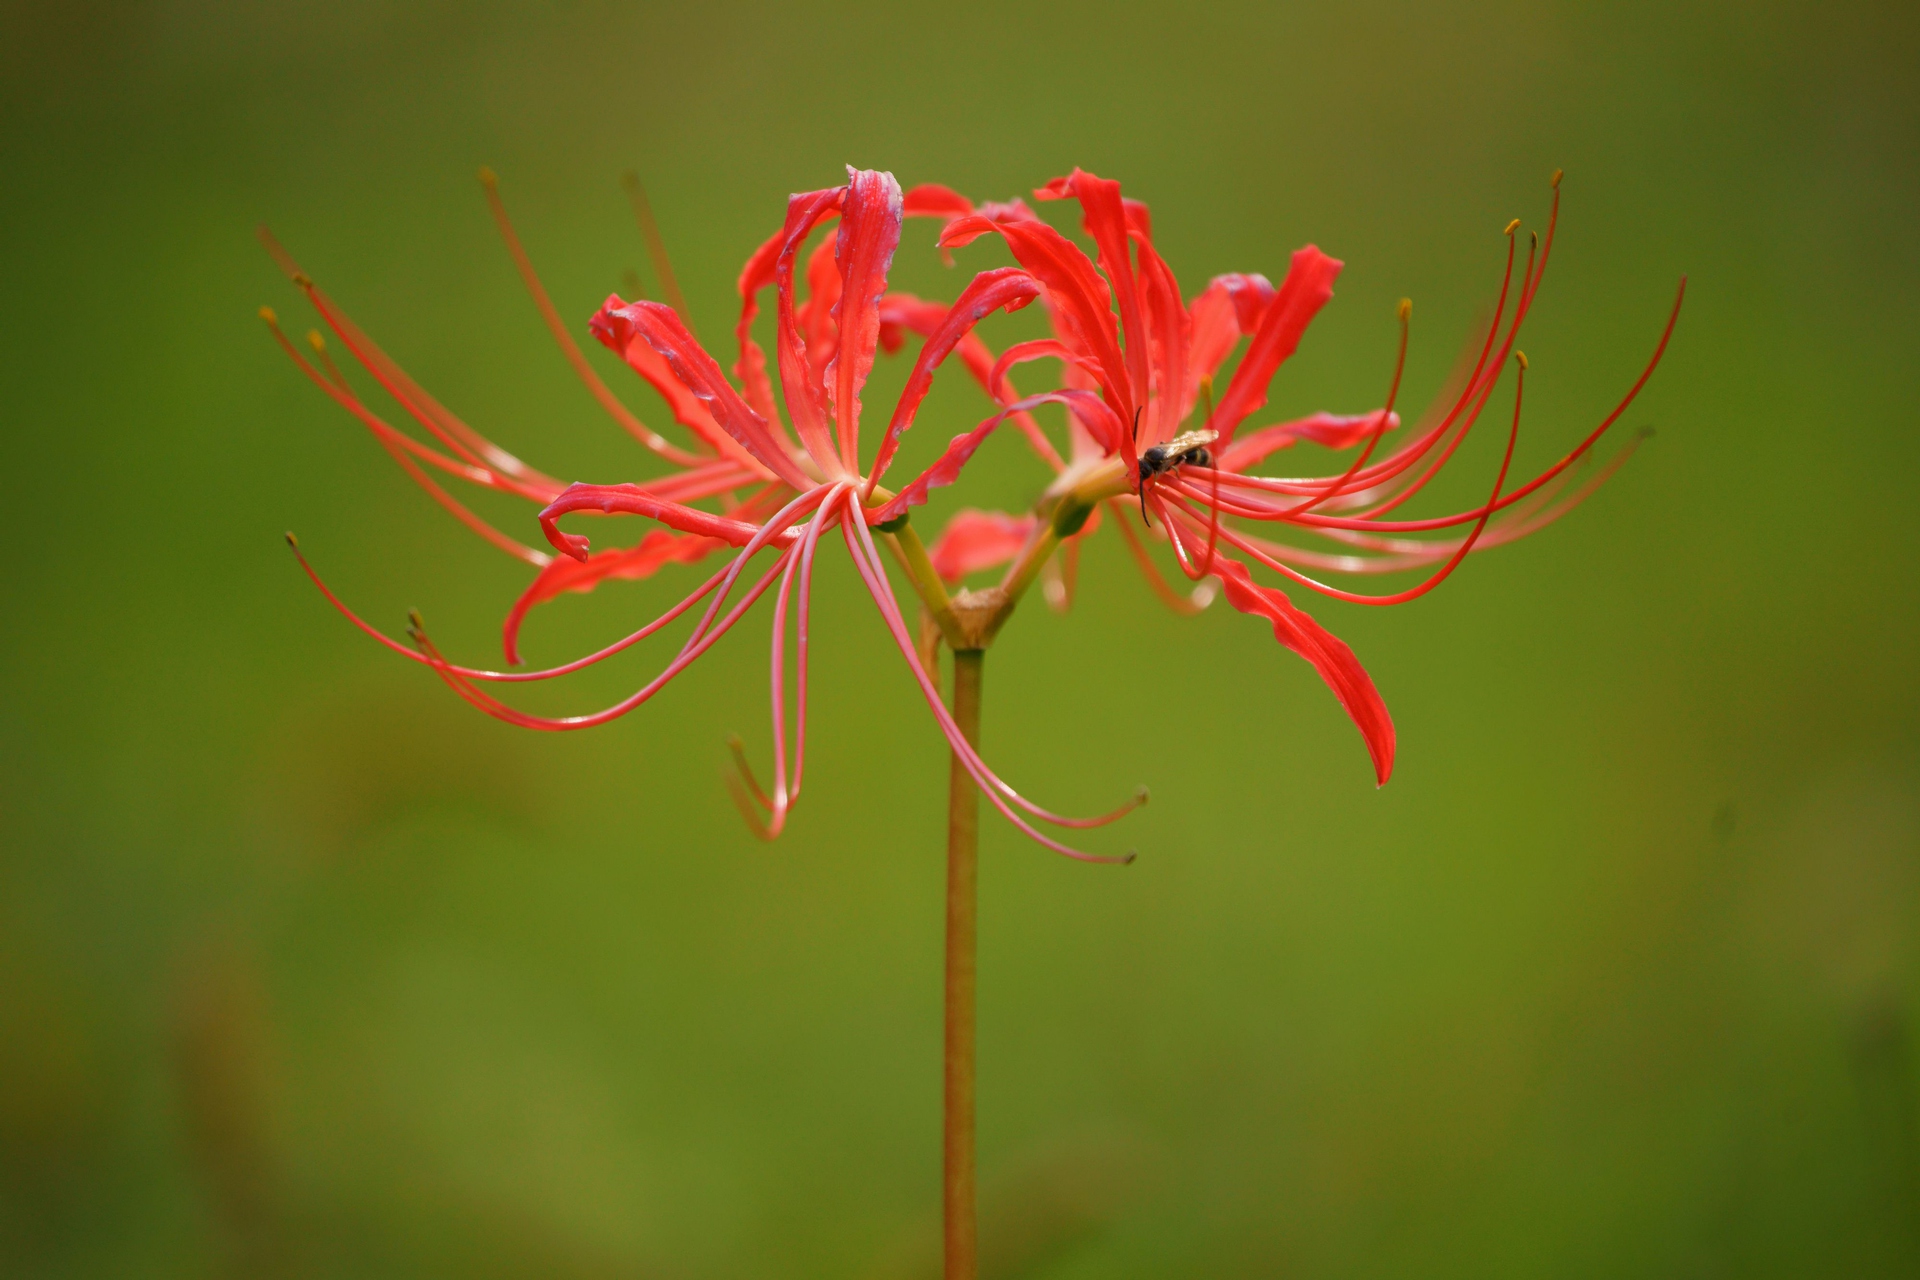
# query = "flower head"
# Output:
<box><xmin>922</xmin><ymin>167</ymin><xmax>1685</xmax><ymax>784</ymax></box>
<box><xmin>271</xmin><ymin>167</ymin><xmax>1144</xmax><ymax>860</ymax></box>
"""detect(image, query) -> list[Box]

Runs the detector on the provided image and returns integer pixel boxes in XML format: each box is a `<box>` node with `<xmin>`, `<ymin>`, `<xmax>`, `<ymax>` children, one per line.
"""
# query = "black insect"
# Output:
<box><xmin>1136</xmin><ymin>428</ymin><xmax>1218</xmax><ymax>524</ymax></box>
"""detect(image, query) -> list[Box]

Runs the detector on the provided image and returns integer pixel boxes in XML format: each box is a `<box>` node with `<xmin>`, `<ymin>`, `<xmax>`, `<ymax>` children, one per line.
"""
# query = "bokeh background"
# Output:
<box><xmin>4</xmin><ymin>1</ymin><xmax>1917</xmax><ymax>1275</ymax></box>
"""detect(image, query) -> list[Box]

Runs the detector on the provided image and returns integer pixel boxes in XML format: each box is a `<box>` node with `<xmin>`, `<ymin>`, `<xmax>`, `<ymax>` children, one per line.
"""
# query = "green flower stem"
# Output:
<box><xmin>882</xmin><ymin>518</ymin><xmax>969</xmax><ymax>652</ymax></box>
<box><xmin>944</xmin><ymin>646</ymin><xmax>983</xmax><ymax>1280</ymax></box>
<box><xmin>996</xmin><ymin>523</ymin><xmax>1063</xmax><ymax>613</ymax></box>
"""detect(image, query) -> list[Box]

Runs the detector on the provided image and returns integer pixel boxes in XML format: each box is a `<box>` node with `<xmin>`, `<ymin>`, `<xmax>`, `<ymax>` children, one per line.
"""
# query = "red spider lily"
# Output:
<box><xmin>922</xmin><ymin>167</ymin><xmax>1685</xmax><ymax>785</ymax></box>
<box><xmin>260</xmin><ymin>170</ymin><xmax>783</xmax><ymax>664</ymax></box>
<box><xmin>277</xmin><ymin>166</ymin><xmax>1142</xmax><ymax>859</ymax></box>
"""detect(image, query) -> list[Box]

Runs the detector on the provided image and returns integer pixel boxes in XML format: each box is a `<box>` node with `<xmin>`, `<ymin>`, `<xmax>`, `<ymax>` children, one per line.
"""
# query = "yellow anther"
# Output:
<box><xmin>258</xmin><ymin>305</ymin><xmax>278</xmax><ymax>325</ymax></box>
<box><xmin>1397</xmin><ymin>297</ymin><xmax>1412</xmax><ymax>321</ymax></box>
<box><xmin>408</xmin><ymin>608</ymin><xmax>425</xmax><ymax>631</ymax></box>
<box><xmin>1504</xmin><ymin>218</ymin><xmax>1521</xmax><ymax>236</ymax></box>
<box><xmin>1551</xmin><ymin>168</ymin><xmax>1564</xmax><ymax>189</ymax></box>
<box><xmin>477</xmin><ymin>165</ymin><xmax>498</xmax><ymax>188</ymax></box>
<box><xmin>1516</xmin><ymin>350</ymin><xmax>1530</xmax><ymax>370</ymax></box>
<box><xmin>283</xmin><ymin>531</ymin><xmax>299</xmax><ymax>549</ymax></box>
<box><xmin>291</xmin><ymin>272</ymin><xmax>313</xmax><ymax>289</ymax></box>
<box><xmin>306</xmin><ymin>329</ymin><xmax>326</xmax><ymax>354</ymax></box>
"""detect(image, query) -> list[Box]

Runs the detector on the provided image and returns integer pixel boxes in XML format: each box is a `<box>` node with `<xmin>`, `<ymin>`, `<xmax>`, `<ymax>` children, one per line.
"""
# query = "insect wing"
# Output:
<box><xmin>1160</xmin><ymin>429</ymin><xmax>1219</xmax><ymax>463</ymax></box>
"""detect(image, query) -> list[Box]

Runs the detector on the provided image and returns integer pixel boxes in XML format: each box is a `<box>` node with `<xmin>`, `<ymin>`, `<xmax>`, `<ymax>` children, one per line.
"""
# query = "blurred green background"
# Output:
<box><xmin>3</xmin><ymin>0</ymin><xmax>1917</xmax><ymax>1275</ymax></box>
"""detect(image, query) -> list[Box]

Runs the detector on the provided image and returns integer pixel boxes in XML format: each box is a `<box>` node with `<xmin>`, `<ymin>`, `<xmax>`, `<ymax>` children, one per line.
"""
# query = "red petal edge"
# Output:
<box><xmin>1213</xmin><ymin>557</ymin><xmax>1395</xmax><ymax>785</ymax></box>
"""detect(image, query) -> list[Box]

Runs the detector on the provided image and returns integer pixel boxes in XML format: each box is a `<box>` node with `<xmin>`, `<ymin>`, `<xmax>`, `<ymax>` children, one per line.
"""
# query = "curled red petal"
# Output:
<box><xmin>938</xmin><ymin>213</ymin><xmax>1133</xmax><ymax>444</ymax></box>
<box><xmin>1132</xmin><ymin>234</ymin><xmax>1190</xmax><ymax>445</ymax></box>
<box><xmin>1186</xmin><ymin>272</ymin><xmax>1275</xmax><ymax>417</ymax></box>
<box><xmin>587</xmin><ymin>293</ymin><xmax>767</xmax><ymax>470</ymax></box>
<box><xmin>1212</xmin><ymin>556</ymin><xmax>1395</xmax><ymax>785</ymax></box>
<box><xmin>973</xmin><ymin>197</ymin><xmax>1038</xmax><ymax>223</ymax></box>
<box><xmin>732</xmin><ymin>180</ymin><xmax>969</xmax><ymax>423</ymax></box>
<box><xmin>589</xmin><ymin>299</ymin><xmax>812</xmax><ymax>489</ymax></box>
<box><xmin>986</xmin><ymin>339</ymin><xmax>1101</xmax><ymax>402</ymax></box>
<box><xmin>735</xmin><ymin>189</ymin><xmax>846</xmax><ymax>424</ymax></box>
<box><xmin>826</xmin><ymin>168</ymin><xmax>904</xmax><ymax>474</ymax></box>
<box><xmin>901</xmin><ymin>183</ymin><xmax>974</xmax><ymax>221</ymax></box>
<box><xmin>538</xmin><ymin>481</ymin><xmax>798</xmax><ymax>561</ymax></box>
<box><xmin>773</xmin><ymin>186</ymin><xmax>855</xmax><ymax>470</ymax></box>
<box><xmin>801</xmin><ymin>236</ymin><xmax>843</xmax><ymax>388</ymax></box>
<box><xmin>866</xmin><ymin>266</ymin><xmax>1039</xmax><ymax>489</ymax></box>
<box><xmin>502</xmin><ymin>530</ymin><xmax>728</xmax><ymax>664</ymax></box>
<box><xmin>1218</xmin><ymin>411</ymin><xmax>1401</xmax><ymax>470</ymax></box>
<box><xmin>870</xmin><ymin>390</ymin><xmax>1122</xmax><ymax>525</ymax></box>
<box><xmin>1044</xmin><ymin>169</ymin><xmax>1150</xmax><ymax>414</ymax></box>
<box><xmin>927</xmin><ymin>509</ymin><xmax>1038</xmax><ymax>582</ymax></box>
<box><xmin>1211</xmin><ymin>247</ymin><xmax>1343</xmax><ymax>450</ymax></box>
<box><xmin>879</xmin><ymin>292</ymin><xmax>1066</xmax><ymax>472</ymax></box>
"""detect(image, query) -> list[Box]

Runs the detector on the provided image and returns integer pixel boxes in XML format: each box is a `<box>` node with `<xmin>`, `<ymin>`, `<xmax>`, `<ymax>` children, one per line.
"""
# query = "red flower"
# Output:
<box><xmin>923</xmin><ymin>167</ymin><xmax>1685</xmax><ymax>785</ymax></box>
<box><xmin>272</xmin><ymin>168</ymin><xmax>1141</xmax><ymax>859</ymax></box>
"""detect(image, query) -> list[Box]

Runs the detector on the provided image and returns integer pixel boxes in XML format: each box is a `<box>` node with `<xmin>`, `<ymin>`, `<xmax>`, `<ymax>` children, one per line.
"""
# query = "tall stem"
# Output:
<box><xmin>944</xmin><ymin>647</ymin><xmax>983</xmax><ymax>1280</ymax></box>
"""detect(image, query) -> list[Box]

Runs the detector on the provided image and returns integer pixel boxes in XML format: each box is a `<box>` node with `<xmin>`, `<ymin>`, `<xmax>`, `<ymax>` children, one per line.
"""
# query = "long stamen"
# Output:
<box><xmin>1167</xmin><ymin>349</ymin><xmax>1530</xmax><ymax>605</ymax></box>
<box><xmin>262</xmin><ymin>311</ymin><xmax>552</xmax><ymax>564</ymax></box>
<box><xmin>730</xmin><ymin>484</ymin><xmax>851</xmax><ymax>837</ymax></box>
<box><xmin>723</xmin><ymin>732</ymin><xmax>777</xmax><ymax>836</ymax></box>
<box><xmin>263</xmin><ymin>309</ymin><xmax>507</xmax><ymax>492</ymax></box>
<box><xmin>746</xmin><ymin>534</ymin><xmax>809</xmax><ymax>837</ymax></box>
<box><xmin>305</xmin><ymin>328</ymin><xmax>351</xmax><ymax>392</ymax></box>
<box><xmin>622</xmin><ymin>171</ymin><xmax>694</xmax><ymax>329</ymax></box>
<box><xmin>1347</xmin><ymin>168</ymin><xmax>1565</xmax><ymax>517</ymax></box>
<box><xmin>842</xmin><ymin>511</ymin><xmax>1145</xmax><ymax>844</ymax></box>
<box><xmin>1194</xmin><ymin>378</ymin><xmax>1223</xmax><ymax>577</ymax></box>
<box><xmin>479</xmin><ymin>167</ymin><xmax>707</xmax><ymax>466</ymax></box>
<box><xmin>1272</xmin><ymin>298</ymin><xmax>1411</xmax><ymax>518</ymax></box>
<box><xmin>787</xmin><ymin>485</ymin><xmax>842</xmax><ymax>801</ymax></box>
<box><xmin>673</xmin><ymin>485</ymin><xmax>831</xmax><ymax>661</ymax></box>
<box><xmin>404</xmin><ymin>547</ymin><xmax>795</xmax><ymax>731</ymax></box>
<box><xmin>1106</xmin><ymin>500</ymin><xmax>1213</xmax><ymax>614</ymax></box>
<box><xmin>287</xmin><ymin>533</ymin><xmax>736</xmax><ymax>681</ymax></box>
<box><xmin>1182</xmin><ymin>273</ymin><xmax>1683</xmax><ymax>536</ymax></box>
<box><xmin>1355</xmin><ymin>230</ymin><xmax>1540</xmax><ymax>519</ymax></box>
<box><xmin>260</xmin><ymin>228</ymin><xmax>564</xmax><ymax>495</ymax></box>
<box><xmin>756</xmin><ymin>484</ymin><xmax>849</xmax><ymax>837</ymax></box>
